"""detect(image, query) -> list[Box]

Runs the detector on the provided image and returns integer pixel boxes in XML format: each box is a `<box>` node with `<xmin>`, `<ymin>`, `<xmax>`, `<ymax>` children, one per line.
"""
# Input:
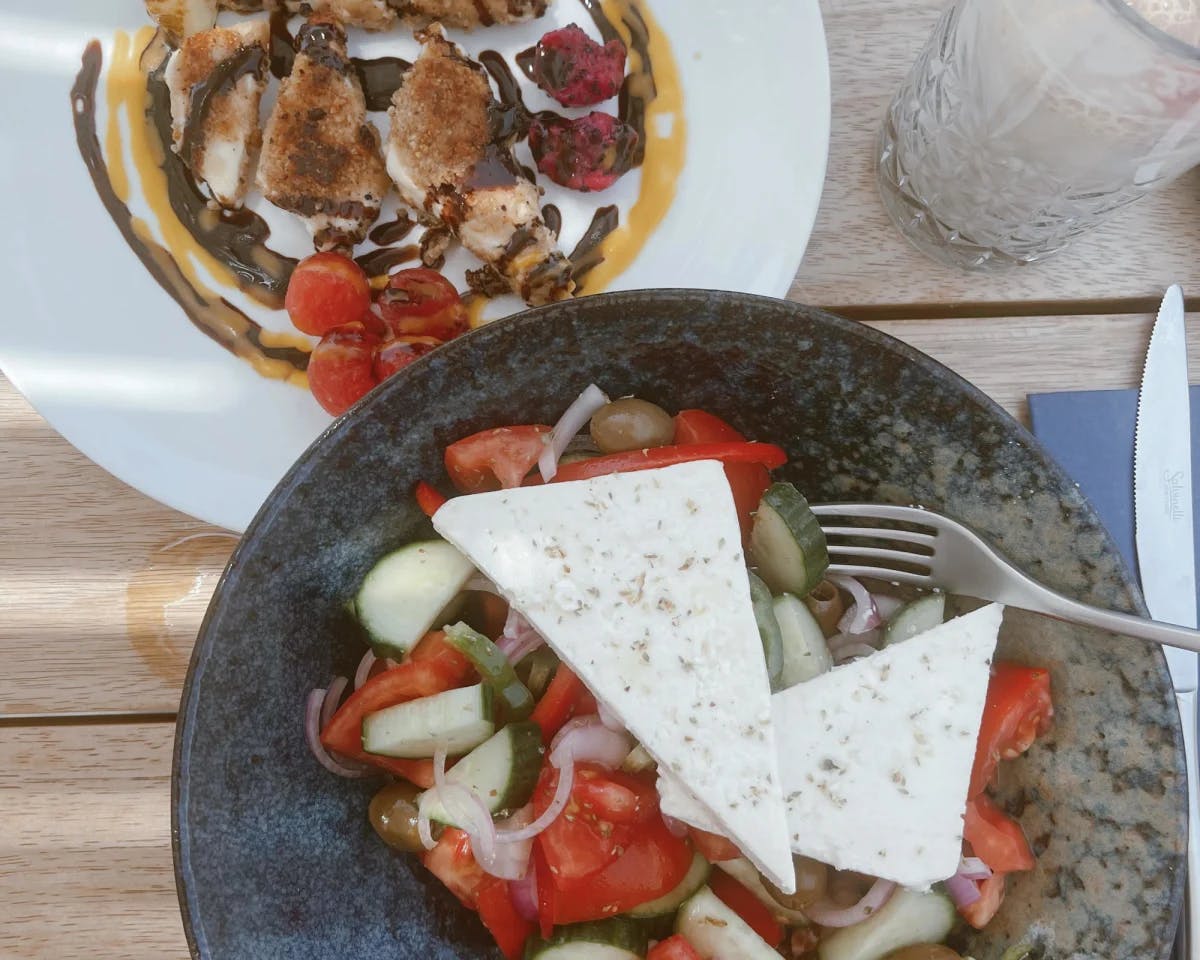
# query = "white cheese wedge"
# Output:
<box><xmin>433</xmin><ymin>460</ymin><xmax>796</xmax><ymax>893</ymax></box>
<box><xmin>772</xmin><ymin>603</ymin><xmax>1003</xmax><ymax>889</ymax></box>
<box><xmin>657</xmin><ymin>768</ymin><xmax>722</xmax><ymax>834</ymax></box>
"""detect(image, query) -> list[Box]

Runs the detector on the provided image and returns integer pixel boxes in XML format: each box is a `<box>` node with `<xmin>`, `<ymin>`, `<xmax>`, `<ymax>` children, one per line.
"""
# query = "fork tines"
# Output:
<box><xmin>812</xmin><ymin>504</ymin><xmax>937</xmax><ymax>585</ymax></box>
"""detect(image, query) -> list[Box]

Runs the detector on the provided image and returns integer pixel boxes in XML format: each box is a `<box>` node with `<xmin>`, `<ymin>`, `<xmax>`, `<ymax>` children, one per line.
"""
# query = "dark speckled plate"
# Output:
<box><xmin>174</xmin><ymin>290</ymin><xmax>1186</xmax><ymax>960</ymax></box>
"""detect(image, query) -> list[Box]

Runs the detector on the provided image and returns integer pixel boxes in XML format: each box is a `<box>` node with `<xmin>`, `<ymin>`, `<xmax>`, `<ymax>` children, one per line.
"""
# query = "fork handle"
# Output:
<box><xmin>1020</xmin><ymin>580</ymin><xmax>1200</xmax><ymax>653</ymax></box>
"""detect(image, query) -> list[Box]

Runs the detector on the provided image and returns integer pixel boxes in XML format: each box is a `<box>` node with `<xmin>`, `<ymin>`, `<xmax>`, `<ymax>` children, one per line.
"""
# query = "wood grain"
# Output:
<box><xmin>0</xmin><ymin>374</ymin><xmax>233</xmax><ymax>718</ymax></box>
<box><xmin>3</xmin><ymin>311</ymin><xmax>1195</xmax><ymax>717</ymax></box>
<box><xmin>802</xmin><ymin>0</ymin><xmax>1200</xmax><ymax>312</ymax></box>
<box><xmin>0</xmin><ymin>722</ymin><xmax>186</xmax><ymax>960</ymax></box>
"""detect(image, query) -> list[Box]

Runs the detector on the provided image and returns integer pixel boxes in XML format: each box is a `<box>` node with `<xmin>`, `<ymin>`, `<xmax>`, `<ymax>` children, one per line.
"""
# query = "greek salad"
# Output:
<box><xmin>305</xmin><ymin>386</ymin><xmax>1054</xmax><ymax>960</ymax></box>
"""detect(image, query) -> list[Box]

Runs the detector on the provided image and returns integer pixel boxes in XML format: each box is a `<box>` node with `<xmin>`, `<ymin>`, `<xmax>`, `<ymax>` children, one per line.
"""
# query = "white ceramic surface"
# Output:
<box><xmin>0</xmin><ymin>0</ymin><xmax>830</xmax><ymax>531</ymax></box>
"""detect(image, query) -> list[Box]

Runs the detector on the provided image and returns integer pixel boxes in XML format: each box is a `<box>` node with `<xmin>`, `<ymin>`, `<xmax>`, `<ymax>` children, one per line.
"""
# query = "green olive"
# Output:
<box><xmin>368</xmin><ymin>781</ymin><xmax>429</xmax><ymax>853</ymax></box>
<box><xmin>883</xmin><ymin>946</ymin><xmax>963</xmax><ymax>960</ymax></box>
<box><xmin>765</xmin><ymin>854</ymin><xmax>829</xmax><ymax>910</ymax></box>
<box><xmin>589</xmin><ymin>398</ymin><xmax>675</xmax><ymax>453</ymax></box>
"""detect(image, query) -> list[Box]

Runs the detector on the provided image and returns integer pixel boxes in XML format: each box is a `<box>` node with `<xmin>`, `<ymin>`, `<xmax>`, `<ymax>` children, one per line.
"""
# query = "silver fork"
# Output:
<box><xmin>814</xmin><ymin>503</ymin><xmax>1200</xmax><ymax>654</ymax></box>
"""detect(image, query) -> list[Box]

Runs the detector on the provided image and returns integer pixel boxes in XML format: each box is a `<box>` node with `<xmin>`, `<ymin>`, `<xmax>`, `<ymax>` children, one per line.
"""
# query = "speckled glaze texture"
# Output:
<box><xmin>175</xmin><ymin>290</ymin><xmax>1186</xmax><ymax>960</ymax></box>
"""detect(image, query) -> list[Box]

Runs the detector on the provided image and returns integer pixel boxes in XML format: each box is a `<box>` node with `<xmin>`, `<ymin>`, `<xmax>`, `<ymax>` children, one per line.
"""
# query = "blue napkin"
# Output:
<box><xmin>1027</xmin><ymin>386</ymin><xmax>1200</xmax><ymax>623</ymax></box>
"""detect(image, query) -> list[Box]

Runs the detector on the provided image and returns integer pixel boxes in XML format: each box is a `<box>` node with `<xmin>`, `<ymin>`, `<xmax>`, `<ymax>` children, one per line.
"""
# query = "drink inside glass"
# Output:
<box><xmin>878</xmin><ymin>0</ymin><xmax>1200</xmax><ymax>271</ymax></box>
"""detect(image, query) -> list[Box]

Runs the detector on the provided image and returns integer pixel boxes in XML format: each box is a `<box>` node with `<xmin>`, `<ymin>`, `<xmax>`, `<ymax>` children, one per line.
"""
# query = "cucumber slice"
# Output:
<box><xmin>748</xmin><ymin>571</ymin><xmax>784</xmax><ymax>691</ymax></box>
<box><xmin>676</xmin><ymin>886</ymin><xmax>780</xmax><ymax>960</ymax></box>
<box><xmin>422</xmin><ymin>721</ymin><xmax>544</xmax><ymax>825</ymax></box>
<box><xmin>628</xmin><ymin>852</ymin><xmax>711</xmax><ymax>918</ymax></box>
<box><xmin>883</xmin><ymin>594</ymin><xmax>946</xmax><ymax>646</ymax></box>
<box><xmin>749</xmin><ymin>483</ymin><xmax>829</xmax><ymax>597</ymax></box>
<box><xmin>444</xmin><ymin>622</ymin><xmax>535</xmax><ymax>721</ymax></box>
<box><xmin>817</xmin><ymin>889</ymin><xmax>955</xmax><ymax>960</ymax></box>
<box><xmin>620</xmin><ymin>744</ymin><xmax>655</xmax><ymax>774</ymax></box>
<box><xmin>354</xmin><ymin>541</ymin><xmax>475</xmax><ymax>659</ymax></box>
<box><xmin>526</xmin><ymin>919</ymin><xmax>648</xmax><ymax>960</ymax></box>
<box><xmin>714</xmin><ymin>857</ymin><xmax>809</xmax><ymax>926</ymax></box>
<box><xmin>362</xmin><ymin>684</ymin><xmax>493</xmax><ymax>758</ymax></box>
<box><xmin>773</xmin><ymin>593</ymin><xmax>834</xmax><ymax>687</ymax></box>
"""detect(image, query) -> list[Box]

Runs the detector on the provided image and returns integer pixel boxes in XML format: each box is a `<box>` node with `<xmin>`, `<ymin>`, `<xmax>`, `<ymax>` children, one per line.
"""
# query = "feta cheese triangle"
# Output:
<box><xmin>772</xmin><ymin>603</ymin><xmax>1003</xmax><ymax>889</ymax></box>
<box><xmin>433</xmin><ymin>460</ymin><xmax>796</xmax><ymax>892</ymax></box>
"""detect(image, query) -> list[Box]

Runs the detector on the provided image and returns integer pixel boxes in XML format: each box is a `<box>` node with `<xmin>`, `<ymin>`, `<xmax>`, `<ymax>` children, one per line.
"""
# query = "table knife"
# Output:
<box><xmin>1135</xmin><ymin>283</ymin><xmax>1199</xmax><ymax>960</ymax></box>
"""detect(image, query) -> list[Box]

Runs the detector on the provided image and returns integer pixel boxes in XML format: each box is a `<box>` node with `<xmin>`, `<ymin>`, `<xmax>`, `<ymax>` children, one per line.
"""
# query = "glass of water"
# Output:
<box><xmin>878</xmin><ymin>0</ymin><xmax>1200</xmax><ymax>270</ymax></box>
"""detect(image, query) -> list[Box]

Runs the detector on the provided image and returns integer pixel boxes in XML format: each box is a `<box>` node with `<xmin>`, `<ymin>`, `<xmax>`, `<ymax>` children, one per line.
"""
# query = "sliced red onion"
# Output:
<box><xmin>354</xmin><ymin>650</ymin><xmax>377</xmax><ymax>691</ymax></box>
<box><xmin>510</xmin><ymin>864</ymin><xmax>539</xmax><ymax>921</ymax></box>
<box><xmin>482</xmin><ymin>808</ymin><xmax>533</xmax><ymax>880</ymax></box>
<box><xmin>551</xmin><ymin>719</ymin><xmax>631</xmax><ymax>769</ymax></box>
<box><xmin>945</xmin><ymin>871</ymin><xmax>982</xmax><ymax>908</ymax></box>
<box><xmin>662</xmin><ymin>813</ymin><xmax>689</xmax><ymax>838</ymax></box>
<box><xmin>497</xmin><ymin>756</ymin><xmax>576</xmax><ymax>843</ymax></box>
<box><xmin>873</xmin><ymin>594</ymin><xmax>905</xmax><ymax>622</ymax></box>
<box><xmin>320</xmin><ymin>676</ymin><xmax>349</xmax><ymax>730</ymax></box>
<box><xmin>538</xmin><ymin>384</ymin><xmax>609</xmax><ymax>482</ymax></box>
<box><xmin>831</xmin><ymin>575</ymin><xmax>881</xmax><ymax>634</ymax></box>
<box><xmin>597</xmin><ymin>701</ymin><xmax>625</xmax><ymax>733</ymax></box>
<box><xmin>497</xmin><ymin>607</ymin><xmax>545</xmax><ymax>664</ymax></box>
<box><xmin>305</xmin><ymin>689</ymin><xmax>369</xmax><ymax>778</ymax></box>
<box><xmin>958</xmin><ymin>856</ymin><xmax>992</xmax><ymax>881</ymax></box>
<box><xmin>833</xmin><ymin>642</ymin><xmax>881</xmax><ymax>664</ymax></box>
<box><xmin>827</xmin><ymin>629</ymin><xmax>881</xmax><ymax>655</ymax></box>
<box><xmin>804</xmin><ymin>878</ymin><xmax>897</xmax><ymax>928</ymax></box>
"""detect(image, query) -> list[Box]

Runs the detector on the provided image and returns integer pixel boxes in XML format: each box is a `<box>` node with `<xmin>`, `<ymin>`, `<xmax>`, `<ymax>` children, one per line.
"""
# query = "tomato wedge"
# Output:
<box><xmin>959</xmin><ymin>872</ymin><xmax>1007</xmax><ymax>929</ymax></box>
<box><xmin>414</xmin><ymin>480</ymin><xmax>447</xmax><ymax>518</ymax></box>
<box><xmin>532</xmin><ymin>763</ymin><xmax>657</xmax><ymax>883</ymax></box>
<box><xmin>320</xmin><ymin>632</ymin><xmax>474</xmax><ymax>759</ymax></box>
<box><xmin>477</xmin><ymin>878</ymin><xmax>534</xmax><ymax>960</ymax></box>
<box><xmin>674</xmin><ymin>410</ymin><xmax>771</xmax><ymax>545</ymax></box>
<box><xmin>530</xmin><ymin>663</ymin><xmax>596</xmax><ymax>743</ymax></box>
<box><xmin>423</xmin><ymin>827</ymin><xmax>486</xmax><ymax>909</ymax></box>
<box><xmin>647</xmin><ymin>935</ymin><xmax>703</xmax><ymax>960</ymax></box>
<box><xmin>969</xmin><ymin>663</ymin><xmax>1054</xmax><ymax>796</ymax></box>
<box><xmin>708</xmin><ymin>869</ymin><xmax>784</xmax><ymax>947</ymax></box>
<box><xmin>446</xmin><ymin>425</ymin><xmax>551</xmax><ymax>492</ymax></box>
<box><xmin>963</xmin><ymin>793</ymin><xmax>1035</xmax><ymax>873</ymax></box>
<box><xmin>539</xmin><ymin>441</ymin><xmax>787</xmax><ymax>485</ymax></box>
<box><xmin>550</xmin><ymin>814</ymin><xmax>693</xmax><ymax>925</ymax></box>
<box><xmin>688</xmin><ymin>827</ymin><xmax>741</xmax><ymax>863</ymax></box>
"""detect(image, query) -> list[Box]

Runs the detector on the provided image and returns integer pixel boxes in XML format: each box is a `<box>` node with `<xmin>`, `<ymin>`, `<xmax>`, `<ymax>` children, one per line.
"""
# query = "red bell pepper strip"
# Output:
<box><xmin>529</xmin><ymin>664</ymin><xmax>594</xmax><ymax>744</ymax></box>
<box><xmin>533</xmin><ymin>442</ymin><xmax>788</xmax><ymax>485</ymax></box>
<box><xmin>647</xmin><ymin>935</ymin><xmax>703</xmax><ymax>960</ymax></box>
<box><xmin>708</xmin><ymin>869</ymin><xmax>784</xmax><ymax>947</ymax></box>
<box><xmin>320</xmin><ymin>632</ymin><xmax>474</xmax><ymax>758</ymax></box>
<box><xmin>477</xmin><ymin>878</ymin><xmax>534</xmax><ymax>960</ymax></box>
<box><xmin>533</xmin><ymin>843</ymin><xmax>556</xmax><ymax>939</ymax></box>
<box><xmin>414</xmin><ymin>481</ymin><xmax>447</xmax><ymax>518</ymax></box>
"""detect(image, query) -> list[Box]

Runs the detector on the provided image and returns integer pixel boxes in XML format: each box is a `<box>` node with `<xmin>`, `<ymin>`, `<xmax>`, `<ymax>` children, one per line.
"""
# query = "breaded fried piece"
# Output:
<box><xmin>165</xmin><ymin>21</ymin><xmax>269</xmax><ymax>208</ymax></box>
<box><xmin>146</xmin><ymin>0</ymin><xmax>218</xmax><ymax>39</ymax></box>
<box><xmin>209</xmin><ymin>0</ymin><xmax>397</xmax><ymax>30</ymax></box>
<box><xmin>387</xmin><ymin>28</ymin><xmax>573</xmax><ymax>305</ymax></box>
<box><xmin>391</xmin><ymin>0</ymin><xmax>552</xmax><ymax>30</ymax></box>
<box><xmin>257</xmin><ymin>17</ymin><xmax>391</xmax><ymax>250</ymax></box>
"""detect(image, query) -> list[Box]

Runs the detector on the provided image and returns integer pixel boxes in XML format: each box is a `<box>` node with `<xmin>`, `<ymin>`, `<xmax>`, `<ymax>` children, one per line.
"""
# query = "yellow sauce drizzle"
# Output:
<box><xmin>105</xmin><ymin>29</ymin><xmax>310</xmax><ymax>386</ymax></box>
<box><xmin>582</xmin><ymin>0</ymin><xmax>686</xmax><ymax>294</ymax></box>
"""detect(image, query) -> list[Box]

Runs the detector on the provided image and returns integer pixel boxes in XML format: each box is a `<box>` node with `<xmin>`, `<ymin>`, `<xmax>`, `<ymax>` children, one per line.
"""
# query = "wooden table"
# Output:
<box><xmin>4</xmin><ymin>1</ymin><xmax>1200</xmax><ymax>956</ymax></box>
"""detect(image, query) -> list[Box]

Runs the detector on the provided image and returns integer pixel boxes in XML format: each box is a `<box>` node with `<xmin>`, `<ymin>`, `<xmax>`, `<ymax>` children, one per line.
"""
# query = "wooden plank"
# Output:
<box><xmin>0</xmin><ymin>722</ymin><xmax>186</xmax><ymax>960</ymax></box>
<box><xmin>0</xmin><ymin>374</ymin><xmax>234</xmax><ymax>718</ymax></box>
<box><xmin>800</xmin><ymin>0</ymin><xmax>1200</xmax><ymax>310</ymax></box>
<box><xmin>3</xmin><ymin>311</ymin><xmax>1195</xmax><ymax>716</ymax></box>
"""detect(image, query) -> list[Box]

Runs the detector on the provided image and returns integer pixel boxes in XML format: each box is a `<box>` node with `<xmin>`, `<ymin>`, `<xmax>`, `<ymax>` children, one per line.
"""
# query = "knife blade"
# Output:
<box><xmin>1134</xmin><ymin>283</ymin><xmax>1198</xmax><ymax>960</ymax></box>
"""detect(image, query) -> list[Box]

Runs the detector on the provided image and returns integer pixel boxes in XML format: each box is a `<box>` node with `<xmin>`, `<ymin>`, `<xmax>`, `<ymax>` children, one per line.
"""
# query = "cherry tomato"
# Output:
<box><xmin>963</xmin><ymin>793</ymin><xmax>1035</xmax><ymax>873</ymax></box>
<box><xmin>414</xmin><ymin>480</ymin><xmax>448</xmax><ymax>518</ymax></box>
<box><xmin>285</xmin><ymin>252</ymin><xmax>371</xmax><ymax>336</ymax></box>
<box><xmin>688</xmin><ymin>826</ymin><xmax>742</xmax><ymax>863</ymax></box>
<box><xmin>377</xmin><ymin>268</ymin><xmax>468</xmax><ymax>341</ymax></box>
<box><xmin>529</xmin><ymin>664</ymin><xmax>596</xmax><ymax>744</ymax></box>
<box><xmin>374</xmin><ymin>335</ymin><xmax>442</xmax><ymax>381</ymax></box>
<box><xmin>647</xmin><ymin>935</ymin><xmax>703</xmax><ymax>960</ymax></box>
<box><xmin>445</xmin><ymin>425</ymin><xmax>552</xmax><ymax>492</ymax></box>
<box><xmin>969</xmin><ymin>663</ymin><xmax>1054</xmax><ymax>796</ymax></box>
<box><xmin>307</xmin><ymin>321</ymin><xmax>382</xmax><ymax>416</ymax></box>
<box><xmin>476</xmin><ymin>878</ymin><xmax>533</xmax><ymax>960</ymax></box>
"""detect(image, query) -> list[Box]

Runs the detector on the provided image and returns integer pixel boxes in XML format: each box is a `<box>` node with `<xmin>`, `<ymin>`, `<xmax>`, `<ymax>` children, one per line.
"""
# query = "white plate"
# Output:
<box><xmin>0</xmin><ymin>0</ymin><xmax>829</xmax><ymax>531</ymax></box>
